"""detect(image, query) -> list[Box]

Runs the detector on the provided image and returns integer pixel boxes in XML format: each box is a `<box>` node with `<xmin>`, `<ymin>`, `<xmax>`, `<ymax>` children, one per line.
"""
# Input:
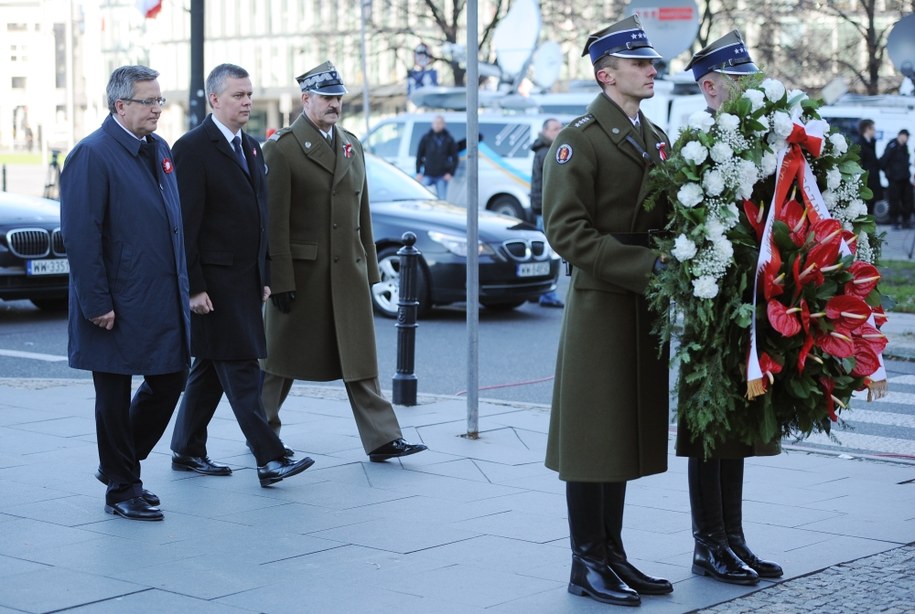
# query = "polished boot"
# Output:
<box><xmin>258</xmin><ymin>456</ymin><xmax>315</xmax><ymax>487</ymax></box>
<box><xmin>603</xmin><ymin>482</ymin><xmax>673</xmax><ymax>595</ymax></box>
<box><xmin>566</xmin><ymin>481</ymin><xmax>641</xmax><ymax>607</ymax></box>
<box><xmin>721</xmin><ymin>459</ymin><xmax>784</xmax><ymax>578</ymax></box>
<box><xmin>688</xmin><ymin>458</ymin><xmax>759</xmax><ymax>585</ymax></box>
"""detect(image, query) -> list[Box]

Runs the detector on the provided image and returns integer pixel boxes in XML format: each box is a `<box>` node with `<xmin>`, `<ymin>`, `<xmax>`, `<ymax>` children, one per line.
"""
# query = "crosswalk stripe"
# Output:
<box><xmin>839</xmin><ymin>408</ymin><xmax>915</xmax><ymax>429</ymax></box>
<box><xmin>886</xmin><ymin>374</ymin><xmax>915</xmax><ymax>386</ymax></box>
<box><xmin>799</xmin><ymin>430</ymin><xmax>915</xmax><ymax>456</ymax></box>
<box><xmin>0</xmin><ymin>349</ymin><xmax>68</xmax><ymax>362</ymax></box>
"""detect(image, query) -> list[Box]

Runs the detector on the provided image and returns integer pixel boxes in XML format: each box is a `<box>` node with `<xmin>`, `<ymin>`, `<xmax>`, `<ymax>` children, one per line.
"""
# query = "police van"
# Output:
<box><xmin>363</xmin><ymin>112</ymin><xmax>571</xmax><ymax>220</ymax></box>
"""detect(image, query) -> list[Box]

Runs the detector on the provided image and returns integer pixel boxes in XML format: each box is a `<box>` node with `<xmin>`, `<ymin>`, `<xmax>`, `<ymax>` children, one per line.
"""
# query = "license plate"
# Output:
<box><xmin>26</xmin><ymin>258</ymin><xmax>70</xmax><ymax>276</ymax></box>
<box><xmin>517</xmin><ymin>261</ymin><xmax>550</xmax><ymax>277</ymax></box>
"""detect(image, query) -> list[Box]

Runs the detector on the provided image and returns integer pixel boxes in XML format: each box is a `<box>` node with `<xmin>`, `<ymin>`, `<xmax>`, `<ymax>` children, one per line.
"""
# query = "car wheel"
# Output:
<box><xmin>372</xmin><ymin>246</ymin><xmax>431</xmax><ymax>319</ymax></box>
<box><xmin>482</xmin><ymin>300</ymin><xmax>525</xmax><ymax>311</ymax></box>
<box><xmin>488</xmin><ymin>195</ymin><xmax>525</xmax><ymax>219</ymax></box>
<box><xmin>30</xmin><ymin>297</ymin><xmax>68</xmax><ymax>311</ymax></box>
<box><xmin>874</xmin><ymin>198</ymin><xmax>890</xmax><ymax>225</ymax></box>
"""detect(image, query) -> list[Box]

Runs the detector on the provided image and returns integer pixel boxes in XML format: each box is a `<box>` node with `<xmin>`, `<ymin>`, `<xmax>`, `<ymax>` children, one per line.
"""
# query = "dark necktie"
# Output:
<box><xmin>232</xmin><ymin>135</ymin><xmax>250</xmax><ymax>175</ymax></box>
<box><xmin>139</xmin><ymin>139</ymin><xmax>158</xmax><ymax>181</ymax></box>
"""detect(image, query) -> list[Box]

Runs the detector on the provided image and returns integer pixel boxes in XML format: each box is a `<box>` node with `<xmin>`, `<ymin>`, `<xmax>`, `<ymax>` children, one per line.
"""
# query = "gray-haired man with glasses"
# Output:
<box><xmin>60</xmin><ymin>65</ymin><xmax>190</xmax><ymax>522</ymax></box>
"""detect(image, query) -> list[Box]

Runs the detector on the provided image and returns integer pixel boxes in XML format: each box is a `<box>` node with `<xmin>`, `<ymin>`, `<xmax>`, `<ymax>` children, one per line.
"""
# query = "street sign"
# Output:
<box><xmin>625</xmin><ymin>0</ymin><xmax>700</xmax><ymax>64</ymax></box>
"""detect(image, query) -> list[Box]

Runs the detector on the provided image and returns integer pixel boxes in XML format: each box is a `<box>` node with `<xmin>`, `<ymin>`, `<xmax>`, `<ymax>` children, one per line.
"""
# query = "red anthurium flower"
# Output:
<box><xmin>759</xmin><ymin>352</ymin><xmax>783</xmax><ymax>387</ymax></box>
<box><xmin>812</xmin><ymin>219</ymin><xmax>843</xmax><ymax>244</ymax></box>
<box><xmin>778</xmin><ymin>199</ymin><xmax>808</xmax><ymax>246</ymax></box>
<box><xmin>841</xmin><ymin>230</ymin><xmax>858</xmax><ymax>256</ymax></box>
<box><xmin>854</xmin><ymin>323</ymin><xmax>888</xmax><ymax>354</ymax></box>
<box><xmin>793</xmin><ymin>251</ymin><xmax>824</xmax><ymax>288</ymax></box>
<box><xmin>819</xmin><ymin>377</ymin><xmax>841</xmax><ymax>422</ymax></box>
<box><xmin>871</xmin><ymin>305</ymin><xmax>888</xmax><ymax>329</ymax></box>
<box><xmin>814</xmin><ymin>325</ymin><xmax>855</xmax><ymax>358</ymax></box>
<box><xmin>761</xmin><ymin>249</ymin><xmax>785</xmax><ymax>300</ymax></box>
<box><xmin>806</xmin><ymin>239</ymin><xmax>840</xmax><ymax>272</ymax></box>
<box><xmin>797</xmin><ymin>334</ymin><xmax>816</xmax><ymax>373</ymax></box>
<box><xmin>768</xmin><ymin>299</ymin><xmax>802</xmax><ymax>337</ymax></box>
<box><xmin>825</xmin><ymin>295</ymin><xmax>871</xmax><ymax>331</ymax></box>
<box><xmin>743</xmin><ymin>199</ymin><xmax>765</xmax><ymax>243</ymax></box>
<box><xmin>844</xmin><ymin>261</ymin><xmax>880</xmax><ymax>298</ymax></box>
<box><xmin>850</xmin><ymin>341</ymin><xmax>881</xmax><ymax>377</ymax></box>
<box><xmin>800</xmin><ymin>299</ymin><xmax>811</xmax><ymax>334</ymax></box>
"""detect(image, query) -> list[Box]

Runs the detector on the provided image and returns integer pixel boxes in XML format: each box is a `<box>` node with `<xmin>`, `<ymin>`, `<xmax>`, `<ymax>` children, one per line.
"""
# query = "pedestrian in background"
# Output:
<box><xmin>415</xmin><ymin>115</ymin><xmax>458</xmax><ymax>199</ymax></box>
<box><xmin>855</xmin><ymin>119</ymin><xmax>883</xmax><ymax>217</ymax></box>
<box><xmin>169</xmin><ymin>63</ymin><xmax>315</xmax><ymax>487</ymax></box>
<box><xmin>530</xmin><ymin>117</ymin><xmax>564</xmax><ymax>308</ymax></box>
<box><xmin>880</xmin><ymin>128</ymin><xmax>913</xmax><ymax>229</ymax></box>
<box><xmin>542</xmin><ymin>15</ymin><xmax>673</xmax><ymax>607</ymax></box>
<box><xmin>60</xmin><ymin>65</ymin><xmax>189</xmax><ymax>522</ymax></box>
<box><xmin>261</xmin><ymin>61</ymin><xmax>427</xmax><ymax>463</ymax></box>
<box><xmin>681</xmin><ymin>31</ymin><xmax>783</xmax><ymax>587</ymax></box>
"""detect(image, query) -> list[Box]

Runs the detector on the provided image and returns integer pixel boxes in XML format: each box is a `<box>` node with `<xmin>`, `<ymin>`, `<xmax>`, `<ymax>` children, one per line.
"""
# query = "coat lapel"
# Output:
<box><xmin>332</xmin><ymin>127</ymin><xmax>353</xmax><ymax>188</ymax></box>
<box><xmin>291</xmin><ymin>115</ymin><xmax>335</xmax><ymax>176</ymax></box>
<box><xmin>589</xmin><ymin>95</ymin><xmax>648</xmax><ymax>169</ymax></box>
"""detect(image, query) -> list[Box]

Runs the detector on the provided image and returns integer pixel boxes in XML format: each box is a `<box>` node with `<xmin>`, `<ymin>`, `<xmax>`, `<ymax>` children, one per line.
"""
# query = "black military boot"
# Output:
<box><xmin>688</xmin><ymin>458</ymin><xmax>759</xmax><ymax>585</ymax></box>
<box><xmin>603</xmin><ymin>482</ymin><xmax>673</xmax><ymax>595</ymax></box>
<box><xmin>721</xmin><ymin>459</ymin><xmax>784</xmax><ymax>578</ymax></box>
<box><xmin>566</xmin><ymin>481</ymin><xmax>641</xmax><ymax>606</ymax></box>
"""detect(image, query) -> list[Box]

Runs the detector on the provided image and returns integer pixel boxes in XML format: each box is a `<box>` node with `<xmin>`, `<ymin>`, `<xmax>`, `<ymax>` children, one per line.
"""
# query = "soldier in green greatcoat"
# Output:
<box><xmin>542</xmin><ymin>15</ymin><xmax>673</xmax><ymax>607</ymax></box>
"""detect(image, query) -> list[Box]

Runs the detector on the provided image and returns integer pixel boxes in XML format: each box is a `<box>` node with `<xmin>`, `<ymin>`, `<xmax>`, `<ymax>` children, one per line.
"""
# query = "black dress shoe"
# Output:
<box><xmin>729</xmin><ymin>540</ymin><xmax>784</xmax><ymax>578</ymax></box>
<box><xmin>104</xmin><ymin>497</ymin><xmax>164</xmax><ymax>521</ymax></box>
<box><xmin>608</xmin><ymin>559</ymin><xmax>673</xmax><ymax>595</ymax></box>
<box><xmin>368</xmin><ymin>438</ymin><xmax>428</xmax><ymax>462</ymax></box>
<box><xmin>258</xmin><ymin>456</ymin><xmax>315</xmax><ymax>487</ymax></box>
<box><xmin>171</xmin><ymin>453</ymin><xmax>232</xmax><ymax>476</ymax></box>
<box><xmin>95</xmin><ymin>469</ymin><xmax>160</xmax><ymax>506</ymax></box>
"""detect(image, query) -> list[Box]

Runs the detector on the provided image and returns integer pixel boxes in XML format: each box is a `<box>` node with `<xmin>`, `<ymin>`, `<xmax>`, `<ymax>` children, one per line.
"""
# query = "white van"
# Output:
<box><xmin>363</xmin><ymin>112</ymin><xmax>571</xmax><ymax>219</ymax></box>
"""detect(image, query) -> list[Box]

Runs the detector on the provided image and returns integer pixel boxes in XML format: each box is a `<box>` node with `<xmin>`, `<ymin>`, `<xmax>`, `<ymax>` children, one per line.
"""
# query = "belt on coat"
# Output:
<box><xmin>611</xmin><ymin>230</ymin><xmax>671</xmax><ymax>248</ymax></box>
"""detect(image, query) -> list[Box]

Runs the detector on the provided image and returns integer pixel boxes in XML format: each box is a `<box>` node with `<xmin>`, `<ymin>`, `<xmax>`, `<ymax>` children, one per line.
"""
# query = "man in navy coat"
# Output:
<box><xmin>168</xmin><ymin>63</ymin><xmax>314</xmax><ymax>486</ymax></box>
<box><xmin>60</xmin><ymin>65</ymin><xmax>190</xmax><ymax>521</ymax></box>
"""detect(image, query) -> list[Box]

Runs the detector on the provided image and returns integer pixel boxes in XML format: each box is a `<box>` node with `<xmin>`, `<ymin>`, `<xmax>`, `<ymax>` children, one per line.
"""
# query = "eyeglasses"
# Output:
<box><xmin>121</xmin><ymin>97</ymin><xmax>167</xmax><ymax>107</ymax></box>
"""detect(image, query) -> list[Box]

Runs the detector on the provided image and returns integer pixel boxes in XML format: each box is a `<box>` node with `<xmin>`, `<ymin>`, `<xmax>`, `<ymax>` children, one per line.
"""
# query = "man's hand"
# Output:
<box><xmin>90</xmin><ymin>310</ymin><xmax>115</xmax><ymax>330</ymax></box>
<box><xmin>415</xmin><ymin>173</ymin><xmax>423</xmax><ymax>182</ymax></box>
<box><xmin>190</xmin><ymin>291</ymin><xmax>214</xmax><ymax>315</ymax></box>
<box><xmin>262</xmin><ymin>286</ymin><xmax>271</xmax><ymax>302</ymax></box>
<box><xmin>444</xmin><ymin>173</ymin><xmax>452</xmax><ymax>181</ymax></box>
<box><xmin>271</xmin><ymin>291</ymin><xmax>296</xmax><ymax>314</ymax></box>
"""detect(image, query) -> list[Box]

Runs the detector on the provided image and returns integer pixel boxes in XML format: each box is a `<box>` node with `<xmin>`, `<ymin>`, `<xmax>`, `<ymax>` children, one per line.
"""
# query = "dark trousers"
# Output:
<box><xmin>888</xmin><ymin>179</ymin><xmax>914</xmax><ymax>225</ymax></box>
<box><xmin>93</xmin><ymin>370</ymin><xmax>186</xmax><ymax>504</ymax></box>
<box><xmin>171</xmin><ymin>357</ymin><xmax>285</xmax><ymax>466</ymax></box>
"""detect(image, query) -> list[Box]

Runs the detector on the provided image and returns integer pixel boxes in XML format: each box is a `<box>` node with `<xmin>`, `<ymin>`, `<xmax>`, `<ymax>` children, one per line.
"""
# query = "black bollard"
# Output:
<box><xmin>1</xmin><ymin>164</ymin><xmax>6</xmax><ymax>192</ymax></box>
<box><xmin>392</xmin><ymin>232</ymin><xmax>420</xmax><ymax>406</ymax></box>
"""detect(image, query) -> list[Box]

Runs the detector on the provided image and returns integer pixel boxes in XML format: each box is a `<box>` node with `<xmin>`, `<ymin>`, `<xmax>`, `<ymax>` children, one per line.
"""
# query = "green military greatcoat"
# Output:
<box><xmin>543</xmin><ymin>93</ymin><xmax>671</xmax><ymax>482</ymax></box>
<box><xmin>261</xmin><ymin>113</ymin><xmax>382</xmax><ymax>382</ymax></box>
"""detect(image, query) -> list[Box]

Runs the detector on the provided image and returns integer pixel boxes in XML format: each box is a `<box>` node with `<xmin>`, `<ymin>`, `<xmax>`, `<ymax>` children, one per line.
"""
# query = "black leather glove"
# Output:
<box><xmin>271</xmin><ymin>291</ymin><xmax>296</xmax><ymax>314</ymax></box>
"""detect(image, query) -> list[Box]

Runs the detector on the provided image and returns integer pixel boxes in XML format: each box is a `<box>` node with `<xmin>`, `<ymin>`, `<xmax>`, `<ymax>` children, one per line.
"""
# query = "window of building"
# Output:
<box><xmin>6</xmin><ymin>23</ymin><xmax>28</xmax><ymax>32</ymax></box>
<box><xmin>11</xmin><ymin>76</ymin><xmax>26</xmax><ymax>89</ymax></box>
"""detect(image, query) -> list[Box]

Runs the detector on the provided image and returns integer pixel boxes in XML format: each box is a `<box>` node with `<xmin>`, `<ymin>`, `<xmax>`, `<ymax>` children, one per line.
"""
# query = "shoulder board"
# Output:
<box><xmin>268</xmin><ymin>127</ymin><xmax>293</xmax><ymax>142</ymax></box>
<box><xmin>340</xmin><ymin>128</ymin><xmax>360</xmax><ymax>142</ymax></box>
<box><xmin>570</xmin><ymin>114</ymin><xmax>594</xmax><ymax>130</ymax></box>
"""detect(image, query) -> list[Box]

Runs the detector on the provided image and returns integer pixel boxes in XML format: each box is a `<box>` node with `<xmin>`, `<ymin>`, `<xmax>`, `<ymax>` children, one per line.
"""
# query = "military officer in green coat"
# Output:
<box><xmin>260</xmin><ymin>62</ymin><xmax>426</xmax><ymax>463</ymax></box>
<box><xmin>679</xmin><ymin>31</ymin><xmax>783</xmax><ymax>586</ymax></box>
<box><xmin>542</xmin><ymin>15</ymin><xmax>673</xmax><ymax>607</ymax></box>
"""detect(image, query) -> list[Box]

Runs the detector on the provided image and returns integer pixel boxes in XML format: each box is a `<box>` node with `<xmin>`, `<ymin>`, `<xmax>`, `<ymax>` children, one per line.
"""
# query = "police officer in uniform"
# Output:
<box><xmin>542</xmin><ymin>15</ymin><xmax>672</xmax><ymax>606</ymax></box>
<box><xmin>680</xmin><ymin>31</ymin><xmax>783</xmax><ymax>585</ymax></box>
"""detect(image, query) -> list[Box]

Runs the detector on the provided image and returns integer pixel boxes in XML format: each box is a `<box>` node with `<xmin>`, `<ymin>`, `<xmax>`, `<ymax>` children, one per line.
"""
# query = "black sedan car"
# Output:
<box><xmin>365</xmin><ymin>154</ymin><xmax>561</xmax><ymax>317</ymax></box>
<box><xmin>0</xmin><ymin>192</ymin><xmax>68</xmax><ymax>310</ymax></box>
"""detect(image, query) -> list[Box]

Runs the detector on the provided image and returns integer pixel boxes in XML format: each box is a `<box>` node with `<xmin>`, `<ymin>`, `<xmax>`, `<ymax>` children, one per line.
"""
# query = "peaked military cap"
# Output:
<box><xmin>296</xmin><ymin>61</ymin><xmax>348</xmax><ymax>95</ymax></box>
<box><xmin>581</xmin><ymin>14</ymin><xmax>663</xmax><ymax>64</ymax></box>
<box><xmin>685</xmin><ymin>30</ymin><xmax>760</xmax><ymax>80</ymax></box>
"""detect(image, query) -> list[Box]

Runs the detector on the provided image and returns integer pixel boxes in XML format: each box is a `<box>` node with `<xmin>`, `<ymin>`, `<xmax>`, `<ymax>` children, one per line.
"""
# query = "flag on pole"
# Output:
<box><xmin>136</xmin><ymin>0</ymin><xmax>163</xmax><ymax>18</ymax></box>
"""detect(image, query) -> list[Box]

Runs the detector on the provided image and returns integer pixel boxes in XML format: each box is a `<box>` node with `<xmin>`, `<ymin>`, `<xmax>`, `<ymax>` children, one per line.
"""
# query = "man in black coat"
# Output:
<box><xmin>880</xmin><ymin>129</ymin><xmax>913</xmax><ymax>229</ymax></box>
<box><xmin>415</xmin><ymin>115</ymin><xmax>458</xmax><ymax>199</ymax></box>
<box><xmin>530</xmin><ymin>117</ymin><xmax>564</xmax><ymax>308</ymax></box>
<box><xmin>854</xmin><ymin>119</ymin><xmax>883</xmax><ymax>216</ymax></box>
<box><xmin>169</xmin><ymin>63</ymin><xmax>314</xmax><ymax>487</ymax></box>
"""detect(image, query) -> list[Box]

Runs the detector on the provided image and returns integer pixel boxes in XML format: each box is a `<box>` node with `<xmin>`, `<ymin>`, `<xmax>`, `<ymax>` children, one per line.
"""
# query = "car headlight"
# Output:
<box><xmin>427</xmin><ymin>230</ymin><xmax>496</xmax><ymax>257</ymax></box>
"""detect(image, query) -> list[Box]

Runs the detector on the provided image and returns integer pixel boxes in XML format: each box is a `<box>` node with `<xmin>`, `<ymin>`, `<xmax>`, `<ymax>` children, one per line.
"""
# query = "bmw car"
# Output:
<box><xmin>366</xmin><ymin>154</ymin><xmax>561</xmax><ymax>318</ymax></box>
<box><xmin>0</xmin><ymin>192</ymin><xmax>68</xmax><ymax>310</ymax></box>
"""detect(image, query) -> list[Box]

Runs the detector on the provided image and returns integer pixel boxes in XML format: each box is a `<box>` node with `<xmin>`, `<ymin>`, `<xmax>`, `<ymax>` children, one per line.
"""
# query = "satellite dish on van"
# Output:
<box><xmin>492</xmin><ymin>0</ymin><xmax>541</xmax><ymax>77</ymax></box>
<box><xmin>624</xmin><ymin>0</ymin><xmax>700</xmax><ymax>65</ymax></box>
<box><xmin>887</xmin><ymin>14</ymin><xmax>915</xmax><ymax>81</ymax></box>
<box><xmin>531</xmin><ymin>41</ymin><xmax>563</xmax><ymax>89</ymax></box>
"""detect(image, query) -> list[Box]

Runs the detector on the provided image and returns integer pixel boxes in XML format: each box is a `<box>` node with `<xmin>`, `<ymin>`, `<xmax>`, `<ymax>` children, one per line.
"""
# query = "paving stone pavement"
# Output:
<box><xmin>696</xmin><ymin>543</ymin><xmax>915</xmax><ymax>614</ymax></box>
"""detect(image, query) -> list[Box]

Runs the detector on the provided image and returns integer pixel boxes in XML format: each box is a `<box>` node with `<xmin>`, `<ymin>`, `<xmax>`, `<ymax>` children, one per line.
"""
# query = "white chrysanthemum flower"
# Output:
<box><xmin>823</xmin><ymin>190</ymin><xmax>838</xmax><ymax>208</ymax></box>
<box><xmin>829</xmin><ymin>133</ymin><xmax>848</xmax><ymax>155</ymax></box>
<box><xmin>710</xmin><ymin>142</ymin><xmax>734</xmax><ymax>164</ymax></box>
<box><xmin>705</xmin><ymin>218</ymin><xmax>726</xmax><ymax>239</ymax></box>
<box><xmin>717</xmin><ymin>113</ymin><xmax>740</xmax><ymax>132</ymax></box>
<box><xmin>681</xmin><ymin>141</ymin><xmax>709</xmax><ymax>165</ymax></box>
<box><xmin>688</xmin><ymin>111</ymin><xmax>715</xmax><ymax>132</ymax></box>
<box><xmin>761</xmin><ymin>78</ymin><xmax>786</xmax><ymax>102</ymax></box>
<box><xmin>712</xmin><ymin>236</ymin><xmax>734</xmax><ymax>261</ymax></box>
<box><xmin>787</xmin><ymin>89</ymin><xmax>808</xmax><ymax>105</ymax></box>
<box><xmin>677</xmin><ymin>183</ymin><xmax>704</xmax><ymax>208</ymax></box>
<box><xmin>692</xmin><ymin>276</ymin><xmax>720</xmax><ymax>299</ymax></box>
<box><xmin>672</xmin><ymin>234</ymin><xmax>698</xmax><ymax>261</ymax></box>
<box><xmin>761</xmin><ymin>151</ymin><xmax>778</xmax><ymax>177</ymax></box>
<box><xmin>773</xmin><ymin>111</ymin><xmax>794</xmax><ymax>138</ymax></box>
<box><xmin>826</xmin><ymin>168</ymin><xmax>842</xmax><ymax>189</ymax></box>
<box><xmin>703</xmin><ymin>169</ymin><xmax>726</xmax><ymax>196</ymax></box>
<box><xmin>848</xmin><ymin>199</ymin><xmax>868</xmax><ymax>218</ymax></box>
<box><xmin>741</xmin><ymin>89</ymin><xmax>765</xmax><ymax>112</ymax></box>
<box><xmin>755</xmin><ymin>115</ymin><xmax>770</xmax><ymax>135</ymax></box>
<box><xmin>721</xmin><ymin>203</ymin><xmax>741</xmax><ymax>228</ymax></box>
<box><xmin>737</xmin><ymin>160</ymin><xmax>759</xmax><ymax>199</ymax></box>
